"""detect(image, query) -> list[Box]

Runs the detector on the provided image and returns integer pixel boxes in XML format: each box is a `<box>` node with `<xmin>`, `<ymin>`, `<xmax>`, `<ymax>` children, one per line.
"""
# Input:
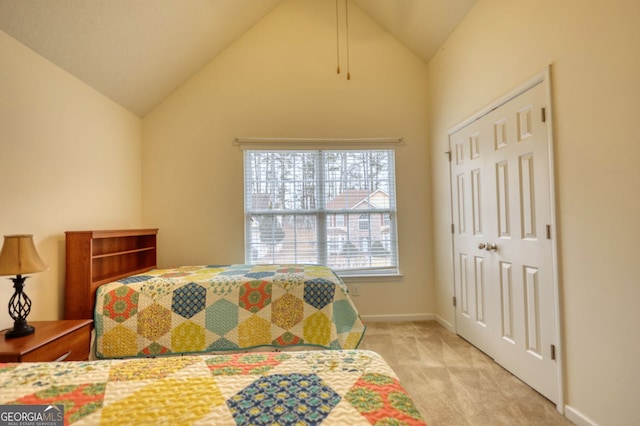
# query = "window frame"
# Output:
<box><xmin>237</xmin><ymin>137</ymin><xmax>403</xmax><ymax>278</ymax></box>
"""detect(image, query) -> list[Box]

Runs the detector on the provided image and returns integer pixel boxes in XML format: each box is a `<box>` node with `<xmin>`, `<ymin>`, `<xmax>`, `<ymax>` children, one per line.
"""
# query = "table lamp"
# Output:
<box><xmin>0</xmin><ymin>235</ymin><xmax>48</xmax><ymax>338</ymax></box>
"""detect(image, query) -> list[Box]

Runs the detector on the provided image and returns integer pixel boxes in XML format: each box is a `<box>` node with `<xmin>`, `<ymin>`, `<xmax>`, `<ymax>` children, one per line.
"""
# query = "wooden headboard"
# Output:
<box><xmin>64</xmin><ymin>229</ymin><xmax>158</xmax><ymax>320</ymax></box>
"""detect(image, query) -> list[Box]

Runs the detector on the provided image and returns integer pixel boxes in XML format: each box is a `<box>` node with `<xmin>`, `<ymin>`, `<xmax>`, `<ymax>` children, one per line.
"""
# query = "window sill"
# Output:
<box><xmin>339</xmin><ymin>273</ymin><xmax>403</xmax><ymax>283</ymax></box>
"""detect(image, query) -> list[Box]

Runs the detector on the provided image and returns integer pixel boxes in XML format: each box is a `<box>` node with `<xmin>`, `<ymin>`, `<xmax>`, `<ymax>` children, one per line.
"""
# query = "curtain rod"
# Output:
<box><xmin>233</xmin><ymin>137</ymin><xmax>405</xmax><ymax>150</ymax></box>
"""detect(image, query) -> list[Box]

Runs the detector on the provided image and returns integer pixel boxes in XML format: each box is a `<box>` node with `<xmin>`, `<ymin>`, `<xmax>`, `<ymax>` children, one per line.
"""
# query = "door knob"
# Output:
<box><xmin>478</xmin><ymin>243</ymin><xmax>486</xmax><ymax>250</ymax></box>
<box><xmin>486</xmin><ymin>243</ymin><xmax>498</xmax><ymax>252</ymax></box>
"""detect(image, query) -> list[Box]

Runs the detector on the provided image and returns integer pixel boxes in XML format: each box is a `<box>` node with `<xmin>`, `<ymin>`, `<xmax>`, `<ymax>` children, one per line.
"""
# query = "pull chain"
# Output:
<box><xmin>336</xmin><ymin>0</ymin><xmax>340</xmax><ymax>74</ymax></box>
<box><xmin>345</xmin><ymin>0</ymin><xmax>351</xmax><ymax>80</ymax></box>
<box><xmin>335</xmin><ymin>0</ymin><xmax>351</xmax><ymax>80</ymax></box>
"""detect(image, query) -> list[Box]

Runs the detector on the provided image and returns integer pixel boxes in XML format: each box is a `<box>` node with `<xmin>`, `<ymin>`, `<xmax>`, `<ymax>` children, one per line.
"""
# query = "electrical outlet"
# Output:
<box><xmin>351</xmin><ymin>284</ymin><xmax>360</xmax><ymax>296</ymax></box>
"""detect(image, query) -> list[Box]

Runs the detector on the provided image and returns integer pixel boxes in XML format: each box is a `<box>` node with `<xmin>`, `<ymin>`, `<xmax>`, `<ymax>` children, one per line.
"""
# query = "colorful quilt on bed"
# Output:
<box><xmin>94</xmin><ymin>264</ymin><xmax>366</xmax><ymax>358</ymax></box>
<box><xmin>0</xmin><ymin>350</ymin><xmax>426</xmax><ymax>425</ymax></box>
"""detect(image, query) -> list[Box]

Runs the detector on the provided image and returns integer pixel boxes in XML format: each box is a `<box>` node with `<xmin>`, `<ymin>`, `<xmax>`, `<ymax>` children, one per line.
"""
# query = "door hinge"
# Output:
<box><xmin>546</xmin><ymin>224</ymin><xmax>552</xmax><ymax>239</ymax></box>
<box><xmin>453</xmin><ymin>296</ymin><xmax>457</xmax><ymax>307</ymax></box>
<box><xmin>445</xmin><ymin>150</ymin><xmax>452</xmax><ymax>162</ymax></box>
<box><xmin>550</xmin><ymin>344</ymin><xmax>556</xmax><ymax>360</ymax></box>
<box><xmin>541</xmin><ymin>107</ymin><xmax>547</xmax><ymax>123</ymax></box>
<box><xmin>451</xmin><ymin>223</ymin><xmax>455</xmax><ymax>234</ymax></box>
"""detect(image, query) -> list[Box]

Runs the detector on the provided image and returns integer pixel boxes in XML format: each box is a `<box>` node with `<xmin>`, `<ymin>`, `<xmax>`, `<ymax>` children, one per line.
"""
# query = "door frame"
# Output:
<box><xmin>446</xmin><ymin>66</ymin><xmax>563</xmax><ymax>413</ymax></box>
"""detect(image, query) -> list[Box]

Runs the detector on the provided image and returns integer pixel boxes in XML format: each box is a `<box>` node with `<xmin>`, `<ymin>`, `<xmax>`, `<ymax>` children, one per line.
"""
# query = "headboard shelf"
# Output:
<box><xmin>92</xmin><ymin>247</ymin><xmax>155</xmax><ymax>259</ymax></box>
<box><xmin>65</xmin><ymin>229</ymin><xmax>158</xmax><ymax>320</ymax></box>
<box><xmin>92</xmin><ymin>267</ymin><xmax>154</xmax><ymax>287</ymax></box>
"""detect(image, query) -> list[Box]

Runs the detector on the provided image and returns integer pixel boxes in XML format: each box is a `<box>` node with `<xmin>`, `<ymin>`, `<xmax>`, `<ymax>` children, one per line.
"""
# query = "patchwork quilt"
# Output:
<box><xmin>0</xmin><ymin>350</ymin><xmax>426</xmax><ymax>425</ymax></box>
<box><xmin>94</xmin><ymin>264</ymin><xmax>366</xmax><ymax>358</ymax></box>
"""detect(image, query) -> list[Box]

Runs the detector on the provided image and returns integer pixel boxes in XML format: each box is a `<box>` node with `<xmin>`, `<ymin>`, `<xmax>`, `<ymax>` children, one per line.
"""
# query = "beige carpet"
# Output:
<box><xmin>358</xmin><ymin>321</ymin><xmax>572</xmax><ymax>425</ymax></box>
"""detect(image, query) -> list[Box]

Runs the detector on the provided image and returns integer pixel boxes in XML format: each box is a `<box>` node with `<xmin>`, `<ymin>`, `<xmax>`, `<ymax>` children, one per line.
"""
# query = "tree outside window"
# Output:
<box><xmin>244</xmin><ymin>149</ymin><xmax>399</xmax><ymax>276</ymax></box>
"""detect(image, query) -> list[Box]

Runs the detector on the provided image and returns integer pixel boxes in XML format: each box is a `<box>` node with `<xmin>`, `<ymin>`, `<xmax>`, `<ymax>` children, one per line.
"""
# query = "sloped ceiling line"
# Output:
<box><xmin>0</xmin><ymin>0</ymin><xmax>476</xmax><ymax>116</ymax></box>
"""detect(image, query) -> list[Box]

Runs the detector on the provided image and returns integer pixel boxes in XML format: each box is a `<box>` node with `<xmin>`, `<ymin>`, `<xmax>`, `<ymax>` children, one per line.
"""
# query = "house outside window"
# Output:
<box><xmin>243</xmin><ymin>147</ymin><xmax>399</xmax><ymax>276</ymax></box>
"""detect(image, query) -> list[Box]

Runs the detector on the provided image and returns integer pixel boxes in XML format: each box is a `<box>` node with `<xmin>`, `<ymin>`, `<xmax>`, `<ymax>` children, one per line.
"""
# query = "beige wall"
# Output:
<box><xmin>0</xmin><ymin>30</ymin><xmax>142</xmax><ymax>327</ymax></box>
<box><xmin>5</xmin><ymin>0</ymin><xmax>636</xmax><ymax>422</ymax></box>
<box><xmin>142</xmin><ymin>0</ymin><xmax>433</xmax><ymax>318</ymax></box>
<box><xmin>428</xmin><ymin>0</ymin><xmax>640</xmax><ymax>424</ymax></box>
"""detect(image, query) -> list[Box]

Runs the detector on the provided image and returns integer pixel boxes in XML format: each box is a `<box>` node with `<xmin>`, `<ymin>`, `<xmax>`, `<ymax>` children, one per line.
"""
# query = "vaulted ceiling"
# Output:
<box><xmin>0</xmin><ymin>0</ymin><xmax>477</xmax><ymax>116</ymax></box>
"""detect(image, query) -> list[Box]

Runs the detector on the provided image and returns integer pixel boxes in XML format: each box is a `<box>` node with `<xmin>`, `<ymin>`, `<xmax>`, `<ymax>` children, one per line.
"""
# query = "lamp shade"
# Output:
<box><xmin>0</xmin><ymin>234</ymin><xmax>49</xmax><ymax>276</ymax></box>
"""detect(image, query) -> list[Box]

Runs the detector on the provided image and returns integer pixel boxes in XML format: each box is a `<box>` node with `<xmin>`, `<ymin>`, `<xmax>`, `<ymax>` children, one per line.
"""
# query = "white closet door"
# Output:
<box><xmin>450</xmin><ymin>79</ymin><xmax>559</xmax><ymax>403</ymax></box>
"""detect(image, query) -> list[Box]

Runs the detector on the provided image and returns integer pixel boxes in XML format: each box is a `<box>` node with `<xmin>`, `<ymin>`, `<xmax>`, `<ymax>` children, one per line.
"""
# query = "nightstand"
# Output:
<box><xmin>0</xmin><ymin>319</ymin><xmax>93</xmax><ymax>362</ymax></box>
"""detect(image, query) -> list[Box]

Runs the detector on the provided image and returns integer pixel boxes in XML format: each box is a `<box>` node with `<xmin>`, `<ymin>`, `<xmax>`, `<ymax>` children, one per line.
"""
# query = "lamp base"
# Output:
<box><xmin>5</xmin><ymin>275</ymin><xmax>35</xmax><ymax>339</ymax></box>
<box><xmin>5</xmin><ymin>320</ymin><xmax>35</xmax><ymax>339</ymax></box>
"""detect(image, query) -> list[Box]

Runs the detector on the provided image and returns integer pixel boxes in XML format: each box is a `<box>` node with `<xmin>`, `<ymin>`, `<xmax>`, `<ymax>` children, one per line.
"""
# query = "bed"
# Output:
<box><xmin>64</xmin><ymin>230</ymin><xmax>366</xmax><ymax>358</ymax></box>
<box><xmin>0</xmin><ymin>349</ymin><xmax>426</xmax><ymax>425</ymax></box>
<box><xmin>93</xmin><ymin>263</ymin><xmax>366</xmax><ymax>358</ymax></box>
<box><xmin>17</xmin><ymin>230</ymin><xmax>423</xmax><ymax>424</ymax></box>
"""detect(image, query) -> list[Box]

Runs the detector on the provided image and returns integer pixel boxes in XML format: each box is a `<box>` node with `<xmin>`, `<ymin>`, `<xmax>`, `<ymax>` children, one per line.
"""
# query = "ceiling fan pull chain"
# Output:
<box><xmin>336</xmin><ymin>0</ymin><xmax>341</xmax><ymax>74</ymax></box>
<box><xmin>345</xmin><ymin>0</ymin><xmax>351</xmax><ymax>80</ymax></box>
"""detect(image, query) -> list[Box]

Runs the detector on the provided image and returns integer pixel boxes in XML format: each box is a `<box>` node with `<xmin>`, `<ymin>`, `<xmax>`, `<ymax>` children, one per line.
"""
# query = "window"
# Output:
<box><xmin>358</xmin><ymin>214</ymin><xmax>369</xmax><ymax>230</ymax></box>
<box><xmin>243</xmin><ymin>148</ymin><xmax>399</xmax><ymax>276</ymax></box>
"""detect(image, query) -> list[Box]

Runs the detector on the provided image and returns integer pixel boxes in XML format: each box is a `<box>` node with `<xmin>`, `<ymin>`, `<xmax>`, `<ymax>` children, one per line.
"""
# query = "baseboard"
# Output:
<box><xmin>361</xmin><ymin>313</ymin><xmax>435</xmax><ymax>323</ymax></box>
<box><xmin>564</xmin><ymin>405</ymin><xmax>599</xmax><ymax>426</ymax></box>
<box><xmin>433</xmin><ymin>314</ymin><xmax>455</xmax><ymax>332</ymax></box>
<box><xmin>360</xmin><ymin>313</ymin><xmax>457</xmax><ymax>333</ymax></box>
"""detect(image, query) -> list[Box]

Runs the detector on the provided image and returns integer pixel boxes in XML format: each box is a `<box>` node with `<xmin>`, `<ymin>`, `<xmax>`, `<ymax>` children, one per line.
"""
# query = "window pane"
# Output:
<box><xmin>246</xmin><ymin>151</ymin><xmax>317</xmax><ymax>211</ymax></box>
<box><xmin>324</xmin><ymin>212</ymin><xmax>393</xmax><ymax>270</ymax></box>
<box><xmin>245</xmin><ymin>149</ymin><xmax>398</xmax><ymax>276</ymax></box>
<box><xmin>250</xmin><ymin>214</ymin><xmax>318</xmax><ymax>264</ymax></box>
<box><xmin>324</xmin><ymin>151</ymin><xmax>394</xmax><ymax>211</ymax></box>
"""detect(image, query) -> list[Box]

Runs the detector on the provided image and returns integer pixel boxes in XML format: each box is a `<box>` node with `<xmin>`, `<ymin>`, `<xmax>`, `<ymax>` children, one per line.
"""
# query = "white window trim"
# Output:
<box><xmin>240</xmin><ymin>138</ymin><xmax>403</xmax><ymax>278</ymax></box>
